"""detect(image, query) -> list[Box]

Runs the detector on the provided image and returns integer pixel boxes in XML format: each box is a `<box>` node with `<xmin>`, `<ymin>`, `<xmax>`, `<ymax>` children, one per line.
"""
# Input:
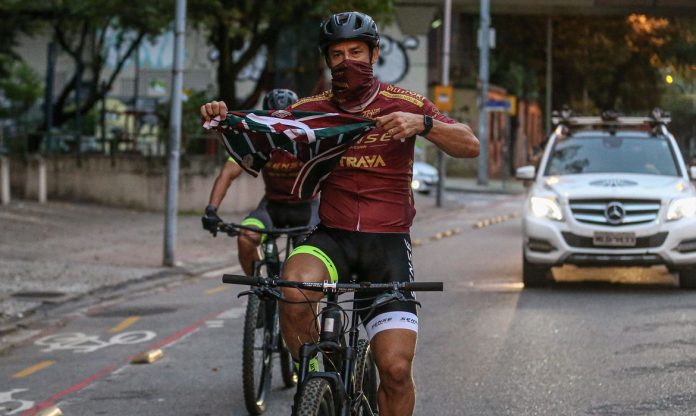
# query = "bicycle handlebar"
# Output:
<box><xmin>222</xmin><ymin>274</ymin><xmax>443</xmax><ymax>293</ymax></box>
<box><xmin>217</xmin><ymin>222</ymin><xmax>313</xmax><ymax>238</ymax></box>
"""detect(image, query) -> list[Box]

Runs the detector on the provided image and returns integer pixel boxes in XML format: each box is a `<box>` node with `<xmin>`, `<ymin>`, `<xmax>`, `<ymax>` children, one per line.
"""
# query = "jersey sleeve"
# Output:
<box><xmin>422</xmin><ymin>98</ymin><xmax>456</xmax><ymax>125</ymax></box>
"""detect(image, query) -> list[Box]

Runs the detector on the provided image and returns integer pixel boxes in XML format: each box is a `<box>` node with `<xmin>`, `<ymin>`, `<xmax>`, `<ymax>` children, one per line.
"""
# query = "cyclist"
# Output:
<box><xmin>201</xmin><ymin>89</ymin><xmax>319</xmax><ymax>275</ymax></box>
<box><xmin>278</xmin><ymin>12</ymin><xmax>479</xmax><ymax>416</ymax></box>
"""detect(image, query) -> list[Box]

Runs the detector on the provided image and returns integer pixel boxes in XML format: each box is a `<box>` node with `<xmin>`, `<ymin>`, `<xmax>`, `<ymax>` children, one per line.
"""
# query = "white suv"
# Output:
<box><xmin>516</xmin><ymin>110</ymin><xmax>696</xmax><ymax>288</ymax></box>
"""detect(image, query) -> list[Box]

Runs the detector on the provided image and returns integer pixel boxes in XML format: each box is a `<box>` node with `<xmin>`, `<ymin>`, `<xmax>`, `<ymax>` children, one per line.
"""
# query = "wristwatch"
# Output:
<box><xmin>421</xmin><ymin>115</ymin><xmax>433</xmax><ymax>137</ymax></box>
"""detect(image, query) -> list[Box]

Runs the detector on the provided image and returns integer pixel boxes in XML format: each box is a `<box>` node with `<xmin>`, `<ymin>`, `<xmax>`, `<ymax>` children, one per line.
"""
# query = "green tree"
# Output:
<box><xmin>490</xmin><ymin>14</ymin><xmax>696</xmax><ymax>114</ymax></box>
<box><xmin>9</xmin><ymin>0</ymin><xmax>174</xmax><ymax>129</ymax></box>
<box><xmin>0</xmin><ymin>56</ymin><xmax>43</xmax><ymax>118</ymax></box>
<box><xmin>188</xmin><ymin>0</ymin><xmax>394</xmax><ymax>107</ymax></box>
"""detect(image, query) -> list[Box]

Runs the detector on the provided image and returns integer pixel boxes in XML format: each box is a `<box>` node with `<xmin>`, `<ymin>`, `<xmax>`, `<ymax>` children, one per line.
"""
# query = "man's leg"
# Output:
<box><xmin>237</xmin><ymin>230</ymin><xmax>261</xmax><ymax>275</ymax></box>
<box><xmin>370</xmin><ymin>329</ymin><xmax>417</xmax><ymax>416</ymax></box>
<box><xmin>279</xmin><ymin>253</ymin><xmax>329</xmax><ymax>358</ymax></box>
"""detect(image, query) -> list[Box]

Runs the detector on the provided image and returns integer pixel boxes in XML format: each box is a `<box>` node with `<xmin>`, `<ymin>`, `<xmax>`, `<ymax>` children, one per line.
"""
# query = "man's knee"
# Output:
<box><xmin>377</xmin><ymin>354</ymin><xmax>413</xmax><ymax>388</ymax></box>
<box><xmin>238</xmin><ymin>230</ymin><xmax>261</xmax><ymax>247</ymax></box>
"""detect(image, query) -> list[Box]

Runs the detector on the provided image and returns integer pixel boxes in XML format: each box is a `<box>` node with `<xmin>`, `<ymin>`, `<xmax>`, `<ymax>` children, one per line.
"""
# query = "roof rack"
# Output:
<box><xmin>551</xmin><ymin>107</ymin><xmax>671</xmax><ymax>131</ymax></box>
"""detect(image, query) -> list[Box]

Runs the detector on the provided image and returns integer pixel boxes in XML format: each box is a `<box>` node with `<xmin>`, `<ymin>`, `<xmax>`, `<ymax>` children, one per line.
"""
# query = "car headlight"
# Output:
<box><xmin>667</xmin><ymin>197</ymin><xmax>696</xmax><ymax>221</ymax></box>
<box><xmin>411</xmin><ymin>180</ymin><xmax>421</xmax><ymax>190</ymax></box>
<box><xmin>529</xmin><ymin>196</ymin><xmax>564</xmax><ymax>221</ymax></box>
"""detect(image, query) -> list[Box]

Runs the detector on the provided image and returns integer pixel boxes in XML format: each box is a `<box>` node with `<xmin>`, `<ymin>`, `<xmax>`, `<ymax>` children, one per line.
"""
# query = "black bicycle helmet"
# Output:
<box><xmin>318</xmin><ymin>11</ymin><xmax>380</xmax><ymax>54</ymax></box>
<box><xmin>262</xmin><ymin>89</ymin><xmax>299</xmax><ymax>110</ymax></box>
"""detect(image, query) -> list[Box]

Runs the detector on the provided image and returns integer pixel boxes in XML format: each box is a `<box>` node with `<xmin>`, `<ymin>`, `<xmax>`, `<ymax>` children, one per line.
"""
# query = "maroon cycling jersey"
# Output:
<box><xmin>230</xmin><ymin>151</ymin><xmax>316</xmax><ymax>203</ymax></box>
<box><xmin>291</xmin><ymin>82</ymin><xmax>456</xmax><ymax>233</ymax></box>
<box><xmin>262</xmin><ymin>151</ymin><xmax>316</xmax><ymax>203</ymax></box>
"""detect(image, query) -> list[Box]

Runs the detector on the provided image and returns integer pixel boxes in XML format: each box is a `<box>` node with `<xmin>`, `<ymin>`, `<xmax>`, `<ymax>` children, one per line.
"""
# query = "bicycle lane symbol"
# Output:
<box><xmin>34</xmin><ymin>331</ymin><xmax>156</xmax><ymax>354</ymax></box>
<box><xmin>0</xmin><ymin>389</ymin><xmax>33</xmax><ymax>415</ymax></box>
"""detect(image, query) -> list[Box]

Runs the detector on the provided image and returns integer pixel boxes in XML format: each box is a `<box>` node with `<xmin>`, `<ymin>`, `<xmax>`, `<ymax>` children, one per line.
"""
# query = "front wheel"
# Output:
<box><xmin>679</xmin><ymin>268</ymin><xmax>696</xmax><ymax>289</ymax></box>
<box><xmin>242</xmin><ymin>294</ymin><xmax>273</xmax><ymax>414</ymax></box>
<box><xmin>296</xmin><ymin>378</ymin><xmax>336</xmax><ymax>416</ymax></box>
<box><xmin>353</xmin><ymin>339</ymin><xmax>378</xmax><ymax>415</ymax></box>
<box><xmin>522</xmin><ymin>253</ymin><xmax>553</xmax><ymax>287</ymax></box>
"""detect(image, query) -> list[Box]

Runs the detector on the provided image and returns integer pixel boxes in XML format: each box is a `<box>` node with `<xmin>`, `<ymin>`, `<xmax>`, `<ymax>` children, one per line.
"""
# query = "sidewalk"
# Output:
<box><xmin>0</xmin><ymin>179</ymin><xmax>521</xmax><ymax>331</ymax></box>
<box><xmin>445</xmin><ymin>176</ymin><xmax>526</xmax><ymax>195</ymax></box>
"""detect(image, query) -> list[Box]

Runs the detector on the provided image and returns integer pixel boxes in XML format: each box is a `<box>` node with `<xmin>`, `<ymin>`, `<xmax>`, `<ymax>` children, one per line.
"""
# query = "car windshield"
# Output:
<box><xmin>544</xmin><ymin>134</ymin><xmax>679</xmax><ymax>177</ymax></box>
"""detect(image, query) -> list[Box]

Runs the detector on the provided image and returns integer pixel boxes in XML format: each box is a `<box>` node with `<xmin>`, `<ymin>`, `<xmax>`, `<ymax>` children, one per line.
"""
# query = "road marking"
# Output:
<box><xmin>217</xmin><ymin>307</ymin><xmax>245</xmax><ymax>319</ymax></box>
<box><xmin>205</xmin><ymin>320</ymin><xmax>224</xmax><ymax>328</ymax></box>
<box><xmin>22</xmin><ymin>309</ymin><xmax>225</xmax><ymax>415</ymax></box>
<box><xmin>108</xmin><ymin>316</ymin><xmax>140</xmax><ymax>333</ymax></box>
<box><xmin>0</xmin><ymin>388</ymin><xmax>34</xmax><ymax>414</ymax></box>
<box><xmin>12</xmin><ymin>361</ymin><xmax>56</xmax><ymax>379</ymax></box>
<box><xmin>205</xmin><ymin>286</ymin><xmax>229</xmax><ymax>295</ymax></box>
<box><xmin>35</xmin><ymin>331</ymin><xmax>156</xmax><ymax>354</ymax></box>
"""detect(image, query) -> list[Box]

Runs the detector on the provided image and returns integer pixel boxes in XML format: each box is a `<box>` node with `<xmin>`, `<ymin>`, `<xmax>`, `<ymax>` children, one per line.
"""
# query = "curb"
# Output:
<box><xmin>0</xmin><ymin>261</ymin><xmax>236</xmax><ymax>339</ymax></box>
<box><xmin>445</xmin><ymin>185</ymin><xmax>525</xmax><ymax>195</ymax></box>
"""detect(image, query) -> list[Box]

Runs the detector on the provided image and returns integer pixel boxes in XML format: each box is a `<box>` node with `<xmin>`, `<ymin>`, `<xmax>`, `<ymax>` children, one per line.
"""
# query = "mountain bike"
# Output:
<box><xmin>222</xmin><ymin>273</ymin><xmax>443</xmax><ymax>416</ymax></box>
<box><xmin>218</xmin><ymin>222</ymin><xmax>313</xmax><ymax>415</ymax></box>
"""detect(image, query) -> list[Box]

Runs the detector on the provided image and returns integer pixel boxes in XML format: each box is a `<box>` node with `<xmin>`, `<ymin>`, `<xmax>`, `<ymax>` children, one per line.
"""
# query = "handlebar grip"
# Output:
<box><xmin>222</xmin><ymin>274</ymin><xmax>261</xmax><ymax>286</ymax></box>
<box><xmin>403</xmin><ymin>282</ymin><xmax>444</xmax><ymax>291</ymax></box>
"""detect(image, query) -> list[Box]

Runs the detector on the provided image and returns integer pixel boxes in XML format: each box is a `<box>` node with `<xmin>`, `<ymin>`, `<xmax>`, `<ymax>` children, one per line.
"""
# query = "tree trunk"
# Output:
<box><xmin>215</xmin><ymin>21</ymin><xmax>237</xmax><ymax>106</ymax></box>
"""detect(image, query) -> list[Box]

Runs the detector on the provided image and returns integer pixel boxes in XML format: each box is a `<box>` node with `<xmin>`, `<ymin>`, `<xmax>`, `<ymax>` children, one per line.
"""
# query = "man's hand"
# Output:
<box><xmin>375</xmin><ymin>112</ymin><xmax>425</xmax><ymax>141</ymax></box>
<box><xmin>200</xmin><ymin>101</ymin><xmax>229</xmax><ymax>123</ymax></box>
<box><xmin>202</xmin><ymin>205</ymin><xmax>222</xmax><ymax>236</ymax></box>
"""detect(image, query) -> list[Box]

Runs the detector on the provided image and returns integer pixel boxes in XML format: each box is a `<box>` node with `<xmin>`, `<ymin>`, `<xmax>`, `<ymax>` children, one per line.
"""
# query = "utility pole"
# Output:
<box><xmin>44</xmin><ymin>41</ymin><xmax>56</xmax><ymax>153</ymax></box>
<box><xmin>163</xmin><ymin>0</ymin><xmax>187</xmax><ymax>266</ymax></box>
<box><xmin>477</xmin><ymin>0</ymin><xmax>490</xmax><ymax>185</ymax></box>
<box><xmin>545</xmin><ymin>16</ymin><xmax>553</xmax><ymax>136</ymax></box>
<box><xmin>436</xmin><ymin>0</ymin><xmax>452</xmax><ymax>208</ymax></box>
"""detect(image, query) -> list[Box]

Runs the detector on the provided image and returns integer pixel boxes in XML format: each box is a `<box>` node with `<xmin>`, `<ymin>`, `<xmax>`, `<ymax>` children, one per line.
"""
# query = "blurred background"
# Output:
<box><xmin>0</xmin><ymin>0</ymin><xmax>694</xmax><ymax>212</ymax></box>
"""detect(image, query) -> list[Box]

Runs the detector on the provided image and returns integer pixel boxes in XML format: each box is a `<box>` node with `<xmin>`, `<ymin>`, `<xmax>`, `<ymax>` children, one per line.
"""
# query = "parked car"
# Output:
<box><xmin>516</xmin><ymin>109</ymin><xmax>696</xmax><ymax>288</ymax></box>
<box><xmin>412</xmin><ymin>161</ymin><xmax>439</xmax><ymax>194</ymax></box>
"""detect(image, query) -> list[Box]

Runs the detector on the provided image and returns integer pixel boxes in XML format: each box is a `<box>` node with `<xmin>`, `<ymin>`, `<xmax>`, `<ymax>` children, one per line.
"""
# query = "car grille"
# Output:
<box><xmin>568</xmin><ymin>199</ymin><xmax>661</xmax><ymax>226</ymax></box>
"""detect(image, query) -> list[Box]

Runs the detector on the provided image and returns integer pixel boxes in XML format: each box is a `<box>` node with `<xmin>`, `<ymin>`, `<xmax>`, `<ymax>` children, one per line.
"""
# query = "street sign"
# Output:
<box><xmin>485</xmin><ymin>95</ymin><xmax>516</xmax><ymax>116</ymax></box>
<box><xmin>433</xmin><ymin>85</ymin><xmax>454</xmax><ymax>112</ymax></box>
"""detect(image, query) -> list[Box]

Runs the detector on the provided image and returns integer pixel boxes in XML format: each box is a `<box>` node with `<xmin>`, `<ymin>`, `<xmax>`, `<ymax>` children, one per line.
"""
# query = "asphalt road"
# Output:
<box><xmin>2</xmin><ymin>193</ymin><xmax>694</xmax><ymax>416</ymax></box>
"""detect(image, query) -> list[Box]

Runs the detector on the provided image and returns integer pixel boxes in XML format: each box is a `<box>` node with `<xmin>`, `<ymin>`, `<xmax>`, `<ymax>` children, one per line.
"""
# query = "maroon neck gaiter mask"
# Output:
<box><xmin>330</xmin><ymin>59</ymin><xmax>379</xmax><ymax>113</ymax></box>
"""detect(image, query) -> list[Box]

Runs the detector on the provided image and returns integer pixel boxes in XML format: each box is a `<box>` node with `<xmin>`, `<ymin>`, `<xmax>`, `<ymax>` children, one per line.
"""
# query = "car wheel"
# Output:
<box><xmin>523</xmin><ymin>254</ymin><xmax>553</xmax><ymax>287</ymax></box>
<box><xmin>678</xmin><ymin>268</ymin><xmax>696</xmax><ymax>289</ymax></box>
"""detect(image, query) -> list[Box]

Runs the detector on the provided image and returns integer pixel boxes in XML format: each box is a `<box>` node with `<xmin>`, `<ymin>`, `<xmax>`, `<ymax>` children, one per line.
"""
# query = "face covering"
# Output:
<box><xmin>330</xmin><ymin>59</ymin><xmax>379</xmax><ymax>113</ymax></box>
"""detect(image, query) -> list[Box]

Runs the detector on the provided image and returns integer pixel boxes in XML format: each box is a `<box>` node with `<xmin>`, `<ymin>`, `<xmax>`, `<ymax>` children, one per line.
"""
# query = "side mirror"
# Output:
<box><xmin>516</xmin><ymin>165</ymin><xmax>536</xmax><ymax>181</ymax></box>
<box><xmin>690</xmin><ymin>166</ymin><xmax>696</xmax><ymax>180</ymax></box>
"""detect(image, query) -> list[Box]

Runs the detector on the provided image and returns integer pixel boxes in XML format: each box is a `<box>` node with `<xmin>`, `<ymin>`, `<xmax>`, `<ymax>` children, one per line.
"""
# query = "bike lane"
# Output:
<box><xmin>0</xmin><ymin>267</ymin><xmax>246</xmax><ymax>416</ymax></box>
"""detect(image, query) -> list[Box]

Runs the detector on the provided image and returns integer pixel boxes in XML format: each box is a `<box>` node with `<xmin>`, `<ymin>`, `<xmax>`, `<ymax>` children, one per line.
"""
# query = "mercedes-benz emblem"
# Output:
<box><xmin>605</xmin><ymin>202</ymin><xmax>626</xmax><ymax>224</ymax></box>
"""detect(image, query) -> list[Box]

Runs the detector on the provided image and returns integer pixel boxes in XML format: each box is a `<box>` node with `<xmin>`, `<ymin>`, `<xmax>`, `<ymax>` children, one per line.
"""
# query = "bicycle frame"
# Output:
<box><xmin>297</xmin><ymin>291</ymin><xmax>366</xmax><ymax>416</ymax></box>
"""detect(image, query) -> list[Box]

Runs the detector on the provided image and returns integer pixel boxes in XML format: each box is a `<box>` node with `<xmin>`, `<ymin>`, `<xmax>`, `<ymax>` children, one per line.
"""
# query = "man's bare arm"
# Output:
<box><xmin>208</xmin><ymin>160</ymin><xmax>243</xmax><ymax>208</ymax></box>
<box><xmin>375</xmin><ymin>112</ymin><xmax>479</xmax><ymax>158</ymax></box>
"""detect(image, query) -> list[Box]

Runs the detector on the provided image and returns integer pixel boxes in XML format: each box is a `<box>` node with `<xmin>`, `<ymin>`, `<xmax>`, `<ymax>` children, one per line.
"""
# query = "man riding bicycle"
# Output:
<box><xmin>277</xmin><ymin>12</ymin><xmax>480</xmax><ymax>416</ymax></box>
<box><xmin>201</xmin><ymin>89</ymin><xmax>319</xmax><ymax>275</ymax></box>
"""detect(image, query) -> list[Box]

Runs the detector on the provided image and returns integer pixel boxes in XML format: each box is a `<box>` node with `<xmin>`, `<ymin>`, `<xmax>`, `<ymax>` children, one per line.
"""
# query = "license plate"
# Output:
<box><xmin>593</xmin><ymin>232</ymin><xmax>637</xmax><ymax>247</ymax></box>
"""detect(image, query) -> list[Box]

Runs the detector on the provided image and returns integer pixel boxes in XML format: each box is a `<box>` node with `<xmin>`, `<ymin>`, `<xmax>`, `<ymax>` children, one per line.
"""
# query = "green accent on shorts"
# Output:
<box><xmin>288</xmin><ymin>245</ymin><xmax>338</xmax><ymax>283</ymax></box>
<box><xmin>241</xmin><ymin>217</ymin><xmax>267</xmax><ymax>243</ymax></box>
<box><xmin>227</xmin><ymin>156</ymin><xmax>238</xmax><ymax>164</ymax></box>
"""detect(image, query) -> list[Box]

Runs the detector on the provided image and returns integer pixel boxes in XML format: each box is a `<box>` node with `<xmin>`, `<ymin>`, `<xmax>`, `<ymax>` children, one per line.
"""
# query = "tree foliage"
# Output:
<box><xmin>490</xmin><ymin>14</ymin><xmax>696</xmax><ymax>114</ymax></box>
<box><xmin>0</xmin><ymin>56</ymin><xmax>43</xmax><ymax>118</ymax></box>
<box><xmin>188</xmin><ymin>0</ymin><xmax>395</xmax><ymax>107</ymax></box>
<box><xmin>7</xmin><ymin>0</ymin><xmax>174</xmax><ymax>129</ymax></box>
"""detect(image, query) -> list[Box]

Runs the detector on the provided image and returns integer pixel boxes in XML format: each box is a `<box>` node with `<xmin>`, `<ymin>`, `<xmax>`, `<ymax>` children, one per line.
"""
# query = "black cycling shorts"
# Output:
<box><xmin>243</xmin><ymin>198</ymin><xmax>320</xmax><ymax>229</ymax></box>
<box><xmin>289</xmin><ymin>225</ymin><xmax>418</xmax><ymax>340</ymax></box>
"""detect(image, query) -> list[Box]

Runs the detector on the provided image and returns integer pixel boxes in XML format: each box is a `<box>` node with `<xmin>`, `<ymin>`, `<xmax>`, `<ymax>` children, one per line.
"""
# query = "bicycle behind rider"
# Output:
<box><xmin>279</xmin><ymin>12</ymin><xmax>479</xmax><ymax>416</ymax></box>
<box><xmin>201</xmin><ymin>89</ymin><xmax>319</xmax><ymax>275</ymax></box>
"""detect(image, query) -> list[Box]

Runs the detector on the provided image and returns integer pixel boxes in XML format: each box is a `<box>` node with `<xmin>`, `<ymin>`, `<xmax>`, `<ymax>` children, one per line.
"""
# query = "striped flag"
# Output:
<box><xmin>204</xmin><ymin>110</ymin><xmax>374</xmax><ymax>199</ymax></box>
